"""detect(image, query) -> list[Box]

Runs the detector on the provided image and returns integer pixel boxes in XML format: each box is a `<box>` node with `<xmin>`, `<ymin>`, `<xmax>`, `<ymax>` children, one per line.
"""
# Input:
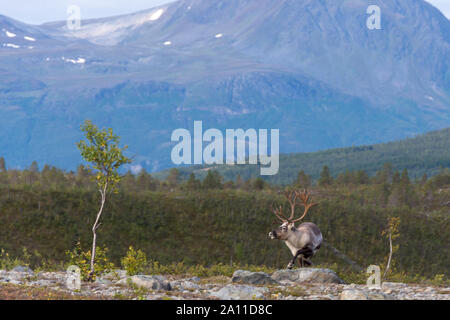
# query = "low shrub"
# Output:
<box><xmin>66</xmin><ymin>242</ymin><xmax>114</xmax><ymax>281</ymax></box>
<box><xmin>121</xmin><ymin>246</ymin><xmax>148</xmax><ymax>276</ymax></box>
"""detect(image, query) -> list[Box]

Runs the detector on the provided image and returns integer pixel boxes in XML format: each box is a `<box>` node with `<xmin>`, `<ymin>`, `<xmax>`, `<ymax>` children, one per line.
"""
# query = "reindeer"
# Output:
<box><xmin>268</xmin><ymin>189</ymin><xmax>322</xmax><ymax>269</ymax></box>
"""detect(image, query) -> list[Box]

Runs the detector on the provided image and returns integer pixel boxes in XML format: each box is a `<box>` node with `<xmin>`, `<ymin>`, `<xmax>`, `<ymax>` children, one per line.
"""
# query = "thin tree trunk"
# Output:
<box><xmin>88</xmin><ymin>183</ymin><xmax>107</xmax><ymax>281</ymax></box>
<box><xmin>384</xmin><ymin>232</ymin><xmax>393</xmax><ymax>279</ymax></box>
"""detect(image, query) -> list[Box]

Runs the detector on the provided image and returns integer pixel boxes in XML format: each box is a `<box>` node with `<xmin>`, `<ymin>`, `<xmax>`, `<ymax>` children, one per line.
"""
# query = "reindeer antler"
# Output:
<box><xmin>271</xmin><ymin>189</ymin><xmax>318</xmax><ymax>223</ymax></box>
<box><xmin>284</xmin><ymin>190</ymin><xmax>300</xmax><ymax>220</ymax></box>
<box><xmin>291</xmin><ymin>189</ymin><xmax>318</xmax><ymax>223</ymax></box>
<box><xmin>271</xmin><ymin>204</ymin><xmax>289</xmax><ymax>222</ymax></box>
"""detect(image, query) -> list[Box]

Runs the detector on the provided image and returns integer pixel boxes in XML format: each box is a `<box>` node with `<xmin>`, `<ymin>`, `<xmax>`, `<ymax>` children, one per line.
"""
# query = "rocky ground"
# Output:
<box><xmin>0</xmin><ymin>266</ymin><xmax>449</xmax><ymax>300</ymax></box>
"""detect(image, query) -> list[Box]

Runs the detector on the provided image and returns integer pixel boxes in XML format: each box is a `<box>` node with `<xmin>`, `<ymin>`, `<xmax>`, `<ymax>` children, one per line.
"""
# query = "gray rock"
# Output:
<box><xmin>181</xmin><ymin>281</ymin><xmax>200</xmax><ymax>290</ymax></box>
<box><xmin>29</xmin><ymin>279</ymin><xmax>56</xmax><ymax>287</ymax></box>
<box><xmin>116</xmin><ymin>278</ymin><xmax>129</xmax><ymax>286</ymax></box>
<box><xmin>186</xmin><ymin>276</ymin><xmax>201</xmax><ymax>283</ymax></box>
<box><xmin>12</xmin><ymin>266</ymin><xmax>33</xmax><ymax>274</ymax></box>
<box><xmin>367</xmin><ymin>291</ymin><xmax>394</xmax><ymax>300</ymax></box>
<box><xmin>95</xmin><ymin>277</ymin><xmax>113</xmax><ymax>285</ymax></box>
<box><xmin>209</xmin><ymin>284</ymin><xmax>268</xmax><ymax>300</ymax></box>
<box><xmin>102</xmin><ymin>270</ymin><xmax>127</xmax><ymax>280</ymax></box>
<box><xmin>232</xmin><ymin>270</ymin><xmax>278</xmax><ymax>285</ymax></box>
<box><xmin>128</xmin><ymin>275</ymin><xmax>172</xmax><ymax>291</ymax></box>
<box><xmin>340</xmin><ymin>289</ymin><xmax>369</xmax><ymax>300</ymax></box>
<box><xmin>170</xmin><ymin>280</ymin><xmax>200</xmax><ymax>291</ymax></box>
<box><xmin>271</xmin><ymin>268</ymin><xmax>344</xmax><ymax>284</ymax></box>
<box><xmin>170</xmin><ymin>281</ymin><xmax>181</xmax><ymax>290</ymax></box>
<box><xmin>382</xmin><ymin>282</ymin><xmax>409</xmax><ymax>289</ymax></box>
<box><xmin>340</xmin><ymin>288</ymin><xmax>393</xmax><ymax>300</ymax></box>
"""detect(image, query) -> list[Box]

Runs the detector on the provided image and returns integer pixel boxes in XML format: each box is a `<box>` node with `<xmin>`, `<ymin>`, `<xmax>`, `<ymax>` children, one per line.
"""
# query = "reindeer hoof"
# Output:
<box><xmin>304</xmin><ymin>259</ymin><xmax>313</xmax><ymax>267</ymax></box>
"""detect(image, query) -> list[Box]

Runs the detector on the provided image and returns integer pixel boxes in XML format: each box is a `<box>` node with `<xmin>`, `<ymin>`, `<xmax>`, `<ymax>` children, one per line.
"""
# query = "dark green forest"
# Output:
<box><xmin>155</xmin><ymin>127</ymin><xmax>450</xmax><ymax>185</ymax></box>
<box><xmin>0</xmin><ymin>155</ymin><xmax>448</xmax><ymax>280</ymax></box>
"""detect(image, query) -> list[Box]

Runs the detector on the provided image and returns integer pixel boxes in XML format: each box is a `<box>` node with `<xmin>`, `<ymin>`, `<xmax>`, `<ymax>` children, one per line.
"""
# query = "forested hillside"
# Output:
<box><xmin>0</xmin><ymin>159</ymin><xmax>448</xmax><ymax>280</ymax></box>
<box><xmin>155</xmin><ymin>127</ymin><xmax>450</xmax><ymax>185</ymax></box>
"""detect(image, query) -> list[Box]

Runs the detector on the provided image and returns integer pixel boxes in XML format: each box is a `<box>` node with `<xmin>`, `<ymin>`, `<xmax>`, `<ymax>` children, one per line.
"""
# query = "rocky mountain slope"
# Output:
<box><xmin>0</xmin><ymin>0</ymin><xmax>449</xmax><ymax>171</ymax></box>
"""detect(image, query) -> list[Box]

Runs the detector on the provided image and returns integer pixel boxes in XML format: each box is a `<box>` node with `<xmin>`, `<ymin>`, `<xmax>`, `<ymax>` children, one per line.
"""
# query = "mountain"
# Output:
<box><xmin>155</xmin><ymin>127</ymin><xmax>450</xmax><ymax>184</ymax></box>
<box><xmin>0</xmin><ymin>0</ymin><xmax>449</xmax><ymax>171</ymax></box>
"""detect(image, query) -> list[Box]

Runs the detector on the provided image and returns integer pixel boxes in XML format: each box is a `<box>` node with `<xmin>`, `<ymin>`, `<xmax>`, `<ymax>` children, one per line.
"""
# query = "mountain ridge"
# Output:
<box><xmin>0</xmin><ymin>0</ymin><xmax>449</xmax><ymax>171</ymax></box>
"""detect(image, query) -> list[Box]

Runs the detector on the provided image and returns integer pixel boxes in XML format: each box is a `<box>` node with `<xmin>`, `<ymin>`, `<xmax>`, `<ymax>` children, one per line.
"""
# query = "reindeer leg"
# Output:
<box><xmin>288</xmin><ymin>249</ymin><xmax>305</xmax><ymax>269</ymax></box>
<box><xmin>287</xmin><ymin>253</ymin><xmax>299</xmax><ymax>269</ymax></box>
<box><xmin>297</xmin><ymin>256</ymin><xmax>303</xmax><ymax>268</ymax></box>
<box><xmin>303</xmin><ymin>258</ymin><xmax>313</xmax><ymax>267</ymax></box>
<box><xmin>287</xmin><ymin>257</ymin><xmax>296</xmax><ymax>269</ymax></box>
<box><xmin>303</xmin><ymin>248</ymin><xmax>315</xmax><ymax>267</ymax></box>
<box><xmin>290</xmin><ymin>246</ymin><xmax>314</xmax><ymax>269</ymax></box>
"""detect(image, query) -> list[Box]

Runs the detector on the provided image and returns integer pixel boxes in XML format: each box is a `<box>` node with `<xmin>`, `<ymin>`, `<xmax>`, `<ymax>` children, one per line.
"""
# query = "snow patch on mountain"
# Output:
<box><xmin>3</xmin><ymin>43</ymin><xmax>20</xmax><ymax>48</ymax></box>
<box><xmin>150</xmin><ymin>9</ymin><xmax>164</xmax><ymax>21</ymax></box>
<box><xmin>5</xmin><ymin>30</ymin><xmax>16</xmax><ymax>38</ymax></box>
<box><xmin>62</xmin><ymin>57</ymin><xmax>86</xmax><ymax>64</ymax></box>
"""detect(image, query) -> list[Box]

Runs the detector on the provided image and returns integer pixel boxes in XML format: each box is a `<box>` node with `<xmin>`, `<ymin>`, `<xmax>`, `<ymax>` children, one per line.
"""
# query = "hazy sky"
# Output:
<box><xmin>0</xmin><ymin>0</ymin><xmax>449</xmax><ymax>24</ymax></box>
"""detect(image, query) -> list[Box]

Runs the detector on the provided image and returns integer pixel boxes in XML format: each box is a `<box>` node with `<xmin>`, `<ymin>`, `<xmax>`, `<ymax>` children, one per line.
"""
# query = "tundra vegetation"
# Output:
<box><xmin>0</xmin><ymin>122</ymin><xmax>449</xmax><ymax>285</ymax></box>
<box><xmin>0</xmin><ymin>155</ymin><xmax>448</xmax><ymax>285</ymax></box>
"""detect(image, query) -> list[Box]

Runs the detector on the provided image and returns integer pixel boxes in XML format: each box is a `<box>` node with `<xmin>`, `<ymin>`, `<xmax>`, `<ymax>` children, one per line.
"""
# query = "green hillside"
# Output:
<box><xmin>0</xmin><ymin>185</ymin><xmax>449</xmax><ymax>279</ymax></box>
<box><xmin>155</xmin><ymin>127</ymin><xmax>450</xmax><ymax>185</ymax></box>
<box><xmin>0</xmin><ymin>162</ymin><xmax>449</xmax><ymax>280</ymax></box>
<box><xmin>0</xmin><ymin>127</ymin><xmax>449</xmax><ymax>283</ymax></box>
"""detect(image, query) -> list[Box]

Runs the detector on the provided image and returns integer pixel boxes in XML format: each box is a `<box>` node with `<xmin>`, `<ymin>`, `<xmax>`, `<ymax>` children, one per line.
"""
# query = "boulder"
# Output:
<box><xmin>271</xmin><ymin>268</ymin><xmax>344</xmax><ymax>284</ymax></box>
<box><xmin>340</xmin><ymin>288</ymin><xmax>394</xmax><ymax>300</ymax></box>
<box><xmin>232</xmin><ymin>270</ymin><xmax>278</xmax><ymax>285</ymax></box>
<box><xmin>121</xmin><ymin>275</ymin><xmax>172</xmax><ymax>291</ymax></box>
<box><xmin>11</xmin><ymin>266</ymin><xmax>33</xmax><ymax>274</ymax></box>
<box><xmin>209</xmin><ymin>284</ymin><xmax>268</xmax><ymax>300</ymax></box>
<box><xmin>340</xmin><ymin>289</ymin><xmax>369</xmax><ymax>300</ymax></box>
<box><xmin>186</xmin><ymin>276</ymin><xmax>201</xmax><ymax>283</ymax></box>
<box><xmin>95</xmin><ymin>277</ymin><xmax>113</xmax><ymax>285</ymax></box>
<box><xmin>102</xmin><ymin>269</ymin><xmax>127</xmax><ymax>280</ymax></box>
<box><xmin>367</xmin><ymin>291</ymin><xmax>394</xmax><ymax>300</ymax></box>
<box><xmin>171</xmin><ymin>280</ymin><xmax>200</xmax><ymax>291</ymax></box>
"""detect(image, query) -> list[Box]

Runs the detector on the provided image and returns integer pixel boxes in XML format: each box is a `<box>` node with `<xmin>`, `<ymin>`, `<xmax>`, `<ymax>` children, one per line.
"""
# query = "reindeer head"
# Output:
<box><xmin>268</xmin><ymin>189</ymin><xmax>318</xmax><ymax>241</ymax></box>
